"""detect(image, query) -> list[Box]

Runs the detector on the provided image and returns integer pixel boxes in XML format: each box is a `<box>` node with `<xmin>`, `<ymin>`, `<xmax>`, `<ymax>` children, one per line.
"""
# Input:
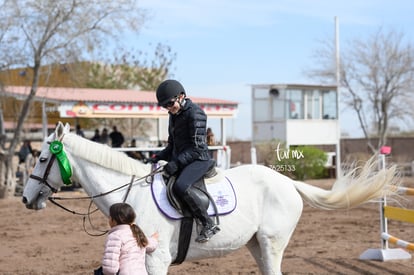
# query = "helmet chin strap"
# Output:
<box><xmin>179</xmin><ymin>97</ymin><xmax>186</xmax><ymax>107</ymax></box>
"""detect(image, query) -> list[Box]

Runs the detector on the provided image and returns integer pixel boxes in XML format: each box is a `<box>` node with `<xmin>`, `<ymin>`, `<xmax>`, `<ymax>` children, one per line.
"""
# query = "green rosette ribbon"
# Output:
<box><xmin>49</xmin><ymin>140</ymin><xmax>73</xmax><ymax>185</ymax></box>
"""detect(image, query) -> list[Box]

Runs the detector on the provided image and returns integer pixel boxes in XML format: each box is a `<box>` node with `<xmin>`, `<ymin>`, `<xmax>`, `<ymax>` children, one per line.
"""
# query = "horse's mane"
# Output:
<box><xmin>63</xmin><ymin>133</ymin><xmax>149</xmax><ymax>176</ymax></box>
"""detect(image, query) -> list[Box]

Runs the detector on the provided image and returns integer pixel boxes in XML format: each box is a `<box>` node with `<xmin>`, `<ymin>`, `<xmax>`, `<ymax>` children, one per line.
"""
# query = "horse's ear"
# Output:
<box><xmin>64</xmin><ymin>123</ymin><xmax>71</xmax><ymax>133</ymax></box>
<box><xmin>55</xmin><ymin>121</ymin><xmax>65</xmax><ymax>140</ymax></box>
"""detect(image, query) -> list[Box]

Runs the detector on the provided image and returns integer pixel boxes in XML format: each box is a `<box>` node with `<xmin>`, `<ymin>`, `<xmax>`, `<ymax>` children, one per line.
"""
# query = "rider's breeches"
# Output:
<box><xmin>172</xmin><ymin>160</ymin><xmax>211</xmax><ymax>197</ymax></box>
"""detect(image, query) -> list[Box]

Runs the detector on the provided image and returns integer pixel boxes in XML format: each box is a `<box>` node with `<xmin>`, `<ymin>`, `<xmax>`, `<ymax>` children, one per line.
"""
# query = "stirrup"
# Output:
<box><xmin>195</xmin><ymin>224</ymin><xmax>220</xmax><ymax>243</ymax></box>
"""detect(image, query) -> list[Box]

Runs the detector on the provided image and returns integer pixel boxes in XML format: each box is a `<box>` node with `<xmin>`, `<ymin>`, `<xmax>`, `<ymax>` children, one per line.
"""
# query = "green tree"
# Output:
<box><xmin>275</xmin><ymin>146</ymin><xmax>327</xmax><ymax>181</ymax></box>
<box><xmin>256</xmin><ymin>140</ymin><xmax>328</xmax><ymax>180</ymax></box>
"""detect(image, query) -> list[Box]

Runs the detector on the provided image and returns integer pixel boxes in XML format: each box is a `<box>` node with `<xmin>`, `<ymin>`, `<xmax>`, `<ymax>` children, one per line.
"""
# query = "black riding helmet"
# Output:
<box><xmin>156</xmin><ymin>79</ymin><xmax>186</xmax><ymax>107</ymax></box>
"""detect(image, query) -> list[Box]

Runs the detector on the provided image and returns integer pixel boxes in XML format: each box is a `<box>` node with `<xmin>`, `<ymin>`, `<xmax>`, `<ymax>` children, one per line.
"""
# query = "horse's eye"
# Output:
<box><xmin>39</xmin><ymin>157</ymin><xmax>48</xmax><ymax>163</ymax></box>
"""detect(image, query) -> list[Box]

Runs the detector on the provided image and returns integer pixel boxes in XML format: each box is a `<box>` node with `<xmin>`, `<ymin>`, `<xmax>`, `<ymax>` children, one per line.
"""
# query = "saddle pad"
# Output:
<box><xmin>151</xmin><ymin>172</ymin><xmax>237</xmax><ymax>220</ymax></box>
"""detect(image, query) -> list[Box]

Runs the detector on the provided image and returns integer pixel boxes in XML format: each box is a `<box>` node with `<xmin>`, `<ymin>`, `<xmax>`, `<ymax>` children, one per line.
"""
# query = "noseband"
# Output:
<box><xmin>29</xmin><ymin>154</ymin><xmax>59</xmax><ymax>193</ymax></box>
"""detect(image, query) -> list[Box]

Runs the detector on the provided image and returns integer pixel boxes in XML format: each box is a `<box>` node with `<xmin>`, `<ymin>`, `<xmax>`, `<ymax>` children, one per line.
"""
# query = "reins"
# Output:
<box><xmin>47</xmin><ymin>165</ymin><xmax>163</xmax><ymax>236</ymax></box>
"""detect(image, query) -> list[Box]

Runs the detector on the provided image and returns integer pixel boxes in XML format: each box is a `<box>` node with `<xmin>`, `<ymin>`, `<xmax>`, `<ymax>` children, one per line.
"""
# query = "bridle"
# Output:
<box><xmin>29</xmin><ymin>137</ymin><xmax>71</xmax><ymax>194</ymax></box>
<box><xmin>29</xmin><ymin>153</ymin><xmax>60</xmax><ymax>193</ymax></box>
<box><xmin>28</xmin><ymin>140</ymin><xmax>164</xmax><ymax>235</ymax></box>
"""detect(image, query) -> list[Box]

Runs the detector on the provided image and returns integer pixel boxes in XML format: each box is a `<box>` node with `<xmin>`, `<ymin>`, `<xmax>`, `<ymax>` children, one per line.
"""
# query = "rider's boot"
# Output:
<box><xmin>182</xmin><ymin>188</ymin><xmax>220</xmax><ymax>243</ymax></box>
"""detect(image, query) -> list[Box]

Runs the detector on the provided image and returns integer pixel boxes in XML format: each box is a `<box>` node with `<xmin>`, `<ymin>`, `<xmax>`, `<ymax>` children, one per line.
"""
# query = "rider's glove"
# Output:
<box><xmin>164</xmin><ymin>161</ymin><xmax>178</xmax><ymax>176</ymax></box>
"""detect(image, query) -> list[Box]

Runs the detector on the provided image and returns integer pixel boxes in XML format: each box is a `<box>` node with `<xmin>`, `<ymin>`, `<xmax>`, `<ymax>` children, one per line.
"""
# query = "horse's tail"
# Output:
<box><xmin>292</xmin><ymin>154</ymin><xmax>399</xmax><ymax>210</ymax></box>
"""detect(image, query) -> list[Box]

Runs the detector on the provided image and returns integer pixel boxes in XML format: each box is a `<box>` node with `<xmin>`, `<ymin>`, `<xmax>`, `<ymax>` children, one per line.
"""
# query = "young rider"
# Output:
<box><xmin>150</xmin><ymin>79</ymin><xmax>220</xmax><ymax>243</ymax></box>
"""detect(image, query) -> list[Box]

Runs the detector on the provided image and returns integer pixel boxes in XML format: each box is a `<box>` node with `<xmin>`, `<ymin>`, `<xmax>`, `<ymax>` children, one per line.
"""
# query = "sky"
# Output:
<box><xmin>132</xmin><ymin>0</ymin><xmax>414</xmax><ymax>140</ymax></box>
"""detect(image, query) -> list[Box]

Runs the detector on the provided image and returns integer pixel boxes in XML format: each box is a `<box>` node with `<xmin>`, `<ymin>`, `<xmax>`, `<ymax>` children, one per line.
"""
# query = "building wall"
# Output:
<box><xmin>0</xmin><ymin>63</ymin><xmax>92</xmax><ymax>129</ymax></box>
<box><xmin>286</xmin><ymin>120</ymin><xmax>339</xmax><ymax>146</ymax></box>
<box><xmin>252</xmin><ymin>121</ymin><xmax>286</xmax><ymax>143</ymax></box>
<box><xmin>340</xmin><ymin>137</ymin><xmax>414</xmax><ymax>162</ymax></box>
<box><xmin>0</xmin><ymin>63</ymin><xmax>91</xmax><ymax>87</ymax></box>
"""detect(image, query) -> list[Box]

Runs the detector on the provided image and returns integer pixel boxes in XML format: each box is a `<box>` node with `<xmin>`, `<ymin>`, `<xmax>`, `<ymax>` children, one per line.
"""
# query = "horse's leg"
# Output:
<box><xmin>146</xmin><ymin>252</ymin><xmax>171</xmax><ymax>275</ymax></box>
<box><xmin>244</xmin><ymin>222</ymin><xmax>296</xmax><ymax>275</ymax></box>
<box><xmin>255</xmin><ymin>178</ymin><xmax>303</xmax><ymax>275</ymax></box>
<box><xmin>145</xmin><ymin>238</ymin><xmax>173</xmax><ymax>275</ymax></box>
<box><xmin>246</xmin><ymin>235</ymin><xmax>266</xmax><ymax>272</ymax></box>
<box><xmin>255</xmin><ymin>231</ymin><xmax>291</xmax><ymax>275</ymax></box>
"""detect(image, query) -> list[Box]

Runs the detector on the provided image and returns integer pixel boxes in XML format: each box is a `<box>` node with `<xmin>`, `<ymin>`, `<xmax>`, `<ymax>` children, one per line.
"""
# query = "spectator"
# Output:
<box><xmin>206</xmin><ymin>127</ymin><xmax>215</xmax><ymax>158</ymax></box>
<box><xmin>126</xmin><ymin>139</ymin><xmax>144</xmax><ymax>160</ymax></box>
<box><xmin>109</xmin><ymin>126</ymin><xmax>125</xmax><ymax>148</ymax></box>
<box><xmin>99</xmin><ymin>128</ymin><xmax>109</xmax><ymax>145</ymax></box>
<box><xmin>90</xmin><ymin>129</ymin><xmax>101</xmax><ymax>142</ymax></box>
<box><xmin>76</xmin><ymin>124</ymin><xmax>85</xmax><ymax>137</ymax></box>
<box><xmin>22</xmin><ymin>149</ymin><xmax>39</xmax><ymax>187</ymax></box>
<box><xmin>206</xmin><ymin>128</ymin><xmax>215</xmax><ymax>146</ymax></box>
<box><xmin>18</xmin><ymin>140</ymin><xmax>33</xmax><ymax>164</ymax></box>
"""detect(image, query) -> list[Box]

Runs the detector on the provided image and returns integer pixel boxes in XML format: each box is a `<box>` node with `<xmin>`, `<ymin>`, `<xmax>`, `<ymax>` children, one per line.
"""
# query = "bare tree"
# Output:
<box><xmin>87</xmin><ymin>43</ymin><xmax>176</xmax><ymax>90</ymax></box>
<box><xmin>0</xmin><ymin>0</ymin><xmax>147</xmax><ymax>198</ymax></box>
<box><xmin>82</xmin><ymin>43</ymin><xmax>176</xmax><ymax>145</ymax></box>
<box><xmin>307</xmin><ymin>27</ymin><xmax>414</xmax><ymax>153</ymax></box>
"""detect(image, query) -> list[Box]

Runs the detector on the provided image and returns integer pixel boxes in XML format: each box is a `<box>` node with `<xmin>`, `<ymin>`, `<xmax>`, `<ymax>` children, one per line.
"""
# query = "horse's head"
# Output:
<box><xmin>22</xmin><ymin>122</ymin><xmax>72</xmax><ymax>210</ymax></box>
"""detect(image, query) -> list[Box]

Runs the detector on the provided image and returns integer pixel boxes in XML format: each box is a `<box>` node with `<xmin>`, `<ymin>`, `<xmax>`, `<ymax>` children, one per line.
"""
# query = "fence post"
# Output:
<box><xmin>379</xmin><ymin>153</ymin><xmax>388</xmax><ymax>251</ymax></box>
<box><xmin>251</xmin><ymin>147</ymin><xmax>257</xmax><ymax>165</ymax></box>
<box><xmin>359</xmin><ymin>146</ymin><xmax>412</xmax><ymax>261</ymax></box>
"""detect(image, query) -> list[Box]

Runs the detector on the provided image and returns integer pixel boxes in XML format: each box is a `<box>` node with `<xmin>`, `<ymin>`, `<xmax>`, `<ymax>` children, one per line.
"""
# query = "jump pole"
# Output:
<box><xmin>359</xmin><ymin>146</ymin><xmax>412</xmax><ymax>261</ymax></box>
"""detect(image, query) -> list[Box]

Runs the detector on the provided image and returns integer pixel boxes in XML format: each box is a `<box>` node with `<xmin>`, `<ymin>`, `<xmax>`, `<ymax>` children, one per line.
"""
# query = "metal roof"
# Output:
<box><xmin>3</xmin><ymin>86</ymin><xmax>238</xmax><ymax>105</ymax></box>
<box><xmin>250</xmin><ymin>83</ymin><xmax>337</xmax><ymax>90</ymax></box>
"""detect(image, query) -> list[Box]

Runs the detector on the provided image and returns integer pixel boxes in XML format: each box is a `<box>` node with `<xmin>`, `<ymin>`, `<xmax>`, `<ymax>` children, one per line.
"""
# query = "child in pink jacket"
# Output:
<box><xmin>101</xmin><ymin>203</ymin><xmax>158</xmax><ymax>275</ymax></box>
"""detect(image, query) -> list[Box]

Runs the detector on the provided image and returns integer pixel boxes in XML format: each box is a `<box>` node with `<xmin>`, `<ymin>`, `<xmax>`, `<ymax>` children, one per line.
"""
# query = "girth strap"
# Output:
<box><xmin>167</xmin><ymin>176</ymin><xmax>220</xmax><ymax>265</ymax></box>
<box><xmin>171</xmin><ymin>215</ymin><xmax>194</xmax><ymax>265</ymax></box>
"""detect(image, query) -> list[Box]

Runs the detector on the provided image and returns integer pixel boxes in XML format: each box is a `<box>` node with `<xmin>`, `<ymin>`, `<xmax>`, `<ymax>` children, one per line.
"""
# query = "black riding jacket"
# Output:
<box><xmin>157</xmin><ymin>98</ymin><xmax>210</xmax><ymax>168</ymax></box>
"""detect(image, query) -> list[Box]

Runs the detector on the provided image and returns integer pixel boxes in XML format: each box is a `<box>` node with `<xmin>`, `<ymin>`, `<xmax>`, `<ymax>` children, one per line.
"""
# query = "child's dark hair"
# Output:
<box><xmin>109</xmin><ymin>203</ymin><xmax>148</xmax><ymax>248</ymax></box>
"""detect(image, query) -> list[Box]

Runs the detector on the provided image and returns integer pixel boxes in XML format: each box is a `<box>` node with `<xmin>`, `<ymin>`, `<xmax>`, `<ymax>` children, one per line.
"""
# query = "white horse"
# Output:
<box><xmin>22</xmin><ymin>122</ymin><xmax>398</xmax><ymax>275</ymax></box>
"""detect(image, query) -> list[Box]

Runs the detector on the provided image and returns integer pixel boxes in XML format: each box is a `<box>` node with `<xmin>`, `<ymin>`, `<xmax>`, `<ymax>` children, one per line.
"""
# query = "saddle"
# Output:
<box><xmin>164</xmin><ymin>160</ymin><xmax>218</xmax><ymax>265</ymax></box>
<box><xmin>165</xmin><ymin>161</ymin><xmax>218</xmax><ymax>218</ymax></box>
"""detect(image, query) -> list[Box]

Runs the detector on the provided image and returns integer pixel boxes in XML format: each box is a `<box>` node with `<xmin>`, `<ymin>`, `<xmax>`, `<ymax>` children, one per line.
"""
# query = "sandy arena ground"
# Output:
<box><xmin>1</xmin><ymin>178</ymin><xmax>414</xmax><ymax>274</ymax></box>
